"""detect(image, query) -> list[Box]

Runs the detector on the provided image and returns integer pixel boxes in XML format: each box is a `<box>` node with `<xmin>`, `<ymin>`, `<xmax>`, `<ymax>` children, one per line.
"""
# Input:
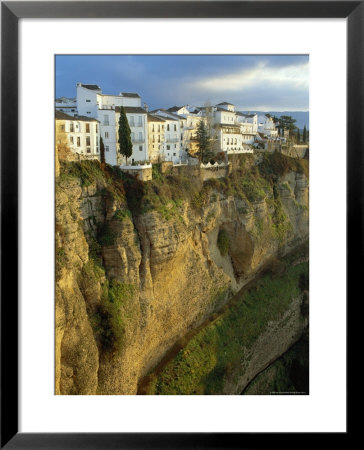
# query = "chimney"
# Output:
<box><xmin>144</xmin><ymin>103</ymin><xmax>148</xmax><ymax>112</ymax></box>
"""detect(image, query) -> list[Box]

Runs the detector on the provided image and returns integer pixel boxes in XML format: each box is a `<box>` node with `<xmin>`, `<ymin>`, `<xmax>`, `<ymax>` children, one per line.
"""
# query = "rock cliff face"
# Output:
<box><xmin>55</xmin><ymin>155</ymin><xmax>309</xmax><ymax>395</ymax></box>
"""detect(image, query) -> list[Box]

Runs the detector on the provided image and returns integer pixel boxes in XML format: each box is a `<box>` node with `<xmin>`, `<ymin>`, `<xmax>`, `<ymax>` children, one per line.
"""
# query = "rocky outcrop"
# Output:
<box><xmin>55</xmin><ymin>157</ymin><xmax>309</xmax><ymax>395</ymax></box>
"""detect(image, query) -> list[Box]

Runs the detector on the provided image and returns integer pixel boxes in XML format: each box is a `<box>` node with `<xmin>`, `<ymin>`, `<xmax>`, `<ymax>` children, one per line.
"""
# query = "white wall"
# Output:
<box><xmin>76</xmin><ymin>85</ymin><xmax>99</xmax><ymax>118</ymax></box>
<box><xmin>98</xmin><ymin>110</ymin><xmax>117</xmax><ymax>165</ymax></box>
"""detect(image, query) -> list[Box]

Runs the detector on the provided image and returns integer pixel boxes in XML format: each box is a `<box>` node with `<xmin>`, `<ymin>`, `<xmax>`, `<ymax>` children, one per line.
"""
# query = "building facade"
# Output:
<box><xmin>55</xmin><ymin>111</ymin><xmax>100</xmax><ymax>159</ymax></box>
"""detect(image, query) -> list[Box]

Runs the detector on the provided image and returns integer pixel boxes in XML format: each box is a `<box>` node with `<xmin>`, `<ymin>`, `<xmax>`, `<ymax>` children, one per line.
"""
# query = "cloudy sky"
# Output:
<box><xmin>55</xmin><ymin>55</ymin><xmax>309</xmax><ymax>111</ymax></box>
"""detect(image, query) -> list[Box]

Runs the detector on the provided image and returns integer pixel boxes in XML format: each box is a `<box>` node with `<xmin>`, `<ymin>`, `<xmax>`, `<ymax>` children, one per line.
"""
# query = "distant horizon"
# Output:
<box><xmin>56</xmin><ymin>55</ymin><xmax>309</xmax><ymax>112</ymax></box>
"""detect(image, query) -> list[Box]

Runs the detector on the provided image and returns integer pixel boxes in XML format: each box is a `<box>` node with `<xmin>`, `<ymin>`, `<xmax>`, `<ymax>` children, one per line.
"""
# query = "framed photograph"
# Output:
<box><xmin>1</xmin><ymin>1</ymin><xmax>356</xmax><ymax>447</ymax></box>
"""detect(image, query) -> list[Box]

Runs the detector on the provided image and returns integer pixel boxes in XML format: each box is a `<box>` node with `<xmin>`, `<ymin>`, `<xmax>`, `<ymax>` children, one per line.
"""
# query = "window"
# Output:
<box><xmin>87</xmin><ymin>147</ymin><xmax>91</xmax><ymax>154</ymax></box>
<box><xmin>167</xmin><ymin>145</ymin><xmax>170</xmax><ymax>150</ymax></box>
<box><xmin>60</xmin><ymin>125</ymin><xmax>65</xmax><ymax>131</ymax></box>
<box><xmin>152</xmin><ymin>124</ymin><xmax>155</xmax><ymax>132</ymax></box>
<box><xmin>105</xmin><ymin>132</ymin><xmax>109</xmax><ymax>138</ymax></box>
<box><xmin>77</xmin><ymin>137</ymin><xmax>81</xmax><ymax>147</ymax></box>
<box><xmin>174</xmin><ymin>124</ymin><xmax>177</xmax><ymax>131</ymax></box>
<box><xmin>137</xmin><ymin>116</ymin><xmax>142</xmax><ymax>126</ymax></box>
<box><xmin>139</xmin><ymin>145</ymin><xmax>143</xmax><ymax>151</ymax></box>
<box><xmin>70</xmin><ymin>136</ymin><xmax>74</xmax><ymax>144</ymax></box>
<box><xmin>105</xmin><ymin>146</ymin><xmax>109</xmax><ymax>152</ymax></box>
<box><xmin>129</xmin><ymin>116</ymin><xmax>135</xmax><ymax>127</ymax></box>
<box><xmin>86</xmin><ymin>100</ymin><xmax>91</xmax><ymax>102</ymax></box>
<box><xmin>103</xmin><ymin>115</ymin><xmax>109</xmax><ymax>126</ymax></box>
<box><xmin>86</xmin><ymin>112</ymin><xmax>91</xmax><ymax>114</ymax></box>
<box><xmin>138</xmin><ymin>132</ymin><xmax>143</xmax><ymax>141</ymax></box>
<box><xmin>86</xmin><ymin>136</ymin><xmax>91</xmax><ymax>146</ymax></box>
<box><xmin>173</xmin><ymin>153</ymin><xmax>176</xmax><ymax>156</ymax></box>
<box><xmin>96</xmin><ymin>124</ymin><xmax>98</xmax><ymax>133</ymax></box>
<box><xmin>70</xmin><ymin>123</ymin><xmax>74</xmax><ymax>132</ymax></box>
<box><xmin>167</xmin><ymin>124</ymin><xmax>170</xmax><ymax>131</ymax></box>
<box><xmin>86</xmin><ymin>123</ymin><xmax>90</xmax><ymax>133</ymax></box>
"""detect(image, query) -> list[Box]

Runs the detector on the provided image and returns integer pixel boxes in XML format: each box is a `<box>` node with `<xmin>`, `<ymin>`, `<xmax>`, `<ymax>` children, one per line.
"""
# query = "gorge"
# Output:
<box><xmin>55</xmin><ymin>152</ymin><xmax>309</xmax><ymax>395</ymax></box>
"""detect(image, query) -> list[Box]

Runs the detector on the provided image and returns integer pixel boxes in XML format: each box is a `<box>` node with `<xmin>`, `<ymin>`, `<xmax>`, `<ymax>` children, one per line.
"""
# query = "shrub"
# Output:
<box><xmin>113</xmin><ymin>208</ymin><xmax>132</xmax><ymax>221</ymax></box>
<box><xmin>97</xmin><ymin>224</ymin><xmax>117</xmax><ymax>246</ymax></box>
<box><xmin>217</xmin><ymin>229</ymin><xmax>230</xmax><ymax>256</ymax></box>
<box><xmin>91</xmin><ymin>280</ymin><xmax>135</xmax><ymax>354</ymax></box>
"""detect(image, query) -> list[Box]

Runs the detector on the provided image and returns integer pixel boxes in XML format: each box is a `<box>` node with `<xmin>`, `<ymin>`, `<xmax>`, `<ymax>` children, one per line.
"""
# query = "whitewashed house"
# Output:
<box><xmin>151</xmin><ymin>109</ymin><xmax>187</xmax><ymax>162</ymax></box>
<box><xmin>55</xmin><ymin>110</ymin><xmax>100</xmax><ymax>159</ymax></box>
<box><xmin>55</xmin><ymin>97</ymin><xmax>78</xmax><ymax>116</ymax></box>
<box><xmin>213</xmin><ymin>102</ymin><xmax>253</xmax><ymax>154</ymax></box>
<box><xmin>258</xmin><ymin>115</ymin><xmax>278</xmax><ymax>137</ymax></box>
<box><xmin>236</xmin><ymin>112</ymin><xmax>258</xmax><ymax>144</ymax></box>
<box><xmin>72</xmin><ymin>83</ymin><xmax>148</xmax><ymax>166</ymax></box>
<box><xmin>115</xmin><ymin>106</ymin><xmax>148</xmax><ymax>165</ymax></box>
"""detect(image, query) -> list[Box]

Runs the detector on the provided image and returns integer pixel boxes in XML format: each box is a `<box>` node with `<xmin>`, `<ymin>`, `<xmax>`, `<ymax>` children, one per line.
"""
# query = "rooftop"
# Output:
<box><xmin>115</xmin><ymin>106</ymin><xmax>147</xmax><ymax>114</ymax></box>
<box><xmin>147</xmin><ymin>113</ymin><xmax>166</xmax><ymax>123</ymax></box>
<box><xmin>120</xmin><ymin>92</ymin><xmax>140</xmax><ymax>98</ymax></box>
<box><xmin>216</xmin><ymin>107</ymin><xmax>235</xmax><ymax>113</ymax></box>
<box><xmin>80</xmin><ymin>84</ymin><xmax>101</xmax><ymax>91</ymax></box>
<box><xmin>55</xmin><ymin>110</ymin><xmax>99</xmax><ymax>122</ymax></box>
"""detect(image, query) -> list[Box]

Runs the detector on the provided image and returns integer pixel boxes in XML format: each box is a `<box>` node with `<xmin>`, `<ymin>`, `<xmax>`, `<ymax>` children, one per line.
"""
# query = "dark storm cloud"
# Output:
<box><xmin>56</xmin><ymin>55</ymin><xmax>309</xmax><ymax>111</ymax></box>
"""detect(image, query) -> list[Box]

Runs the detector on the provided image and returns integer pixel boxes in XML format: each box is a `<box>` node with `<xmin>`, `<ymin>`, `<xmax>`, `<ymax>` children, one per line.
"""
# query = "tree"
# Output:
<box><xmin>100</xmin><ymin>136</ymin><xmax>105</xmax><ymax>164</ymax></box>
<box><xmin>196</xmin><ymin>119</ymin><xmax>211</xmax><ymax>162</ymax></box>
<box><xmin>204</xmin><ymin>100</ymin><xmax>219</xmax><ymax>154</ymax></box>
<box><xmin>297</xmin><ymin>128</ymin><xmax>301</xmax><ymax>143</ymax></box>
<box><xmin>118</xmin><ymin>106</ymin><xmax>133</xmax><ymax>165</ymax></box>
<box><xmin>303</xmin><ymin>125</ymin><xmax>307</xmax><ymax>144</ymax></box>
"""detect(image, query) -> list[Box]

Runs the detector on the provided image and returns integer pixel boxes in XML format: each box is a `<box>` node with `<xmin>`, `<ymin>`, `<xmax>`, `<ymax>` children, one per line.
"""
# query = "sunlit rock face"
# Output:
<box><xmin>55</xmin><ymin>156</ymin><xmax>308</xmax><ymax>395</ymax></box>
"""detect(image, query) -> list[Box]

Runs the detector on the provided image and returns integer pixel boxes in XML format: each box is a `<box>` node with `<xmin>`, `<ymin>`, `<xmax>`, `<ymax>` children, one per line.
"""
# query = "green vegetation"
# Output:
<box><xmin>55</xmin><ymin>247</ymin><xmax>67</xmax><ymax>280</ymax></box>
<box><xmin>259</xmin><ymin>152</ymin><xmax>309</xmax><ymax>180</ymax></box>
<box><xmin>59</xmin><ymin>160</ymin><xmax>125</xmax><ymax>204</ymax></box>
<box><xmin>97</xmin><ymin>223</ymin><xmax>117</xmax><ymax>246</ymax></box>
<box><xmin>217</xmin><ymin>229</ymin><xmax>230</xmax><ymax>256</ymax></box>
<box><xmin>60</xmin><ymin>160</ymin><xmax>106</xmax><ymax>187</ymax></box>
<box><xmin>92</xmin><ymin>280</ymin><xmax>135</xmax><ymax>354</ymax></box>
<box><xmin>118</xmin><ymin>106</ymin><xmax>133</xmax><ymax>164</ymax></box>
<box><xmin>143</xmin><ymin>260</ymin><xmax>308</xmax><ymax>395</ymax></box>
<box><xmin>80</xmin><ymin>259</ymin><xmax>136</xmax><ymax>354</ymax></box>
<box><xmin>271</xmin><ymin>195</ymin><xmax>292</xmax><ymax>243</ymax></box>
<box><xmin>113</xmin><ymin>208</ymin><xmax>132</xmax><ymax>221</ymax></box>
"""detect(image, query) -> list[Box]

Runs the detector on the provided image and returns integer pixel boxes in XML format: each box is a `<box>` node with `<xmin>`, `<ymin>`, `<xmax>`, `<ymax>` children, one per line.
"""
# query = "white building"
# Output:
<box><xmin>258</xmin><ymin>115</ymin><xmax>278</xmax><ymax>137</ymax></box>
<box><xmin>55</xmin><ymin>97</ymin><xmax>78</xmax><ymax>116</ymax></box>
<box><xmin>115</xmin><ymin>106</ymin><xmax>148</xmax><ymax>165</ymax></box>
<box><xmin>236</xmin><ymin>112</ymin><xmax>258</xmax><ymax>144</ymax></box>
<box><xmin>55</xmin><ymin>110</ymin><xmax>100</xmax><ymax>159</ymax></box>
<box><xmin>213</xmin><ymin>103</ymin><xmax>255</xmax><ymax>154</ymax></box>
<box><xmin>73</xmin><ymin>83</ymin><xmax>148</xmax><ymax>166</ymax></box>
<box><xmin>151</xmin><ymin>109</ymin><xmax>187</xmax><ymax>162</ymax></box>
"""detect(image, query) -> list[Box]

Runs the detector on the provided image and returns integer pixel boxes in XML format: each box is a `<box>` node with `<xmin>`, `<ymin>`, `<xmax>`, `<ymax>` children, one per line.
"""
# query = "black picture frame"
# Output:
<box><xmin>1</xmin><ymin>1</ymin><xmax>357</xmax><ymax>448</ymax></box>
